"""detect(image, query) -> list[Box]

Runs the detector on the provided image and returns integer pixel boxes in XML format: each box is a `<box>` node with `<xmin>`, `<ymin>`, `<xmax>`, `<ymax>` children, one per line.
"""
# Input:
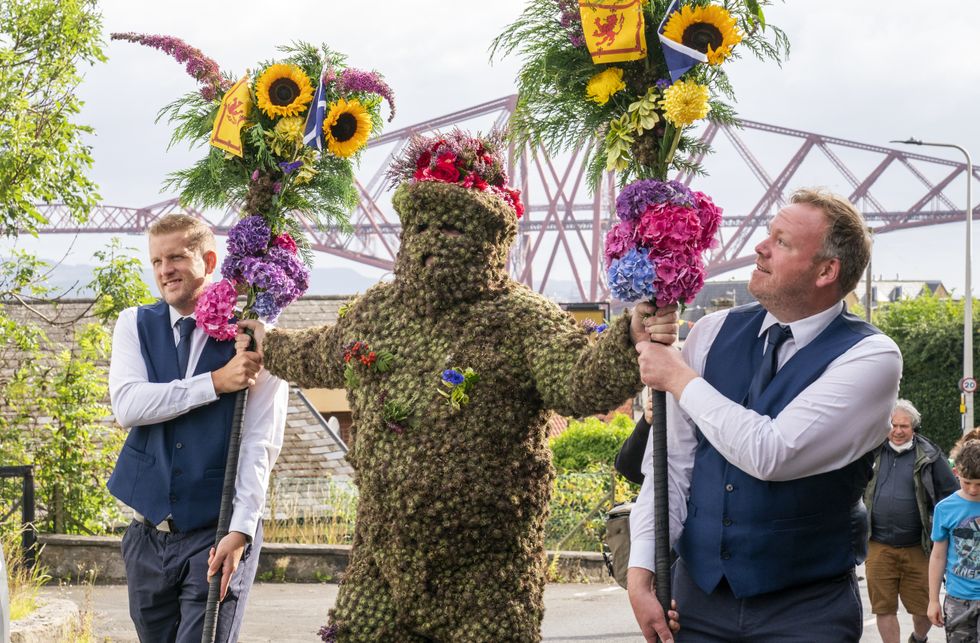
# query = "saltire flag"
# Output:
<box><xmin>657</xmin><ymin>0</ymin><xmax>708</xmax><ymax>83</ymax></box>
<box><xmin>209</xmin><ymin>76</ymin><xmax>252</xmax><ymax>158</ymax></box>
<box><xmin>578</xmin><ymin>0</ymin><xmax>647</xmax><ymax>64</ymax></box>
<box><xmin>303</xmin><ymin>66</ymin><xmax>328</xmax><ymax>151</ymax></box>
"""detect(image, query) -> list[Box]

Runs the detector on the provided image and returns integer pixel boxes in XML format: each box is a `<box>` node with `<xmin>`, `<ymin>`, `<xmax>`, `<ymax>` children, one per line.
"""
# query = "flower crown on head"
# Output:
<box><xmin>387</xmin><ymin>129</ymin><xmax>524</xmax><ymax>218</ymax></box>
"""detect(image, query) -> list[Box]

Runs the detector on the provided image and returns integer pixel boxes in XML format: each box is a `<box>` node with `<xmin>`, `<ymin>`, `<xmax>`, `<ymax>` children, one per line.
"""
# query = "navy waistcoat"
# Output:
<box><xmin>107</xmin><ymin>300</ymin><xmax>237</xmax><ymax>531</ymax></box>
<box><xmin>676</xmin><ymin>303</ymin><xmax>879</xmax><ymax>598</ymax></box>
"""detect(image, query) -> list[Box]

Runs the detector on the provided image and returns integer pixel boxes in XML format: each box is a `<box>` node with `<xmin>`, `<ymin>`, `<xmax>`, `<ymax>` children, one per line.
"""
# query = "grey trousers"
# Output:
<box><xmin>672</xmin><ymin>557</ymin><xmax>863</xmax><ymax>642</ymax></box>
<box><xmin>121</xmin><ymin>519</ymin><xmax>263</xmax><ymax>643</ymax></box>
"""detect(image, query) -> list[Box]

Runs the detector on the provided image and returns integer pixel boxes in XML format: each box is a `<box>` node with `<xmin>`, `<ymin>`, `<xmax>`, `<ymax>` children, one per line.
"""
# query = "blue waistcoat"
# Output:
<box><xmin>676</xmin><ymin>303</ymin><xmax>878</xmax><ymax>598</ymax></box>
<box><xmin>107</xmin><ymin>300</ymin><xmax>237</xmax><ymax>531</ymax></box>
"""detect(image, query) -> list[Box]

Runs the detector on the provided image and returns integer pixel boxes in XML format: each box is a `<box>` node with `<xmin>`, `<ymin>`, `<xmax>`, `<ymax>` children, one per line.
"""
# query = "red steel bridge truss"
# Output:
<box><xmin>36</xmin><ymin>96</ymin><xmax>980</xmax><ymax>302</ymax></box>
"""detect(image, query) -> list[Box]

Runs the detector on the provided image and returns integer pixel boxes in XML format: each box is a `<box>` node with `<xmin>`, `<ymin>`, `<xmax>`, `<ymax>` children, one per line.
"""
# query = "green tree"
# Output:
<box><xmin>549</xmin><ymin>413</ymin><xmax>636</xmax><ymax>472</ymax></box>
<box><xmin>0</xmin><ymin>0</ymin><xmax>104</xmax><ymax>235</ymax></box>
<box><xmin>875</xmin><ymin>294</ymin><xmax>980</xmax><ymax>452</ymax></box>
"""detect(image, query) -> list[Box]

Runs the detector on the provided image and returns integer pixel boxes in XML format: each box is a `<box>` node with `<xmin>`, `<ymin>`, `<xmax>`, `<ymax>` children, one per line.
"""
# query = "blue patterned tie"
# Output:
<box><xmin>175</xmin><ymin>317</ymin><xmax>196</xmax><ymax>378</ymax></box>
<box><xmin>745</xmin><ymin>324</ymin><xmax>793</xmax><ymax>406</ymax></box>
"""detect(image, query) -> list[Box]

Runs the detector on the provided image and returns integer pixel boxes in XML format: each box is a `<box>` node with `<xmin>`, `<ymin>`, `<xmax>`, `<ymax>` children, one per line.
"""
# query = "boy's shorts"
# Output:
<box><xmin>865</xmin><ymin>540</ymin><xmax>929</xmax><ymax>615</ymax></box>
<box><xmin>943</xmin><ymin>595</ymin><xmax>980</xmax><ymax>643</ymax></box>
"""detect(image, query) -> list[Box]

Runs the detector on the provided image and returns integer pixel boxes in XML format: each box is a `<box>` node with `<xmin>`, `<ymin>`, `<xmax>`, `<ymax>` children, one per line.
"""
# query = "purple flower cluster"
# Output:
<box><xmin>317</xmin><ymin>623</ymin><xmax>338</xmax><ymax>642</ymax></box>
<box><xmin>557</xmin><ymin>0</ymin><xmax>586</xmax><ymax>48</ymax></box>
<box><xmin>616</xmin><ymin>180</ymin><xmax>696</xmax><ymax>221</ymax></box>
<box><xmin>337</xmin><ymin>68</ymin><xmax>397</xmax><ymax>122</ymax></box>
<box><xmin>608</xmin><ymin>248</ymin><xmax>658</xmax><ymax>302</ymax></box>
<box><xmin>227</xmin><ymin>215</ymin><xmax>271</xmax><ymax>256</ymax></box>
<box><xmin>110</xmin><ymin>32</ymin><xmax>230</xmax><ymax>101</ymax></box>
<box><xmin>221</xmin><ymin>218</ymin><xmax>309</xmax><ymax>323</ymax></box>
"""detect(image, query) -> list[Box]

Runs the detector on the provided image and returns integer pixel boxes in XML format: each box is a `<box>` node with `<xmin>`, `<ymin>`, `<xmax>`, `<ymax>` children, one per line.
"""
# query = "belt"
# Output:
<box><xmin>134</xmin><ymin>512</ymin><xmax>178</xmax><ymax>533</ymax></box>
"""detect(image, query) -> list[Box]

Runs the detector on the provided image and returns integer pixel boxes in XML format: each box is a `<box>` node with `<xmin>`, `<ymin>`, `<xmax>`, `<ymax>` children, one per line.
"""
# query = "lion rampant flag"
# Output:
<box><xmin>209</xmin><ymin>76</ymin><xmax>251</xmax><ymax>157</ymax></box>
<box><xmin>578</xmin><ymin>0</ymin><xmax>647</xmax><ymax>64</ymax></box>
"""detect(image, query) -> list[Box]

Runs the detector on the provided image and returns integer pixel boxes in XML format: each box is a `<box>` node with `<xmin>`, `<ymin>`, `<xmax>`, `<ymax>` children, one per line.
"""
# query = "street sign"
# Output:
<box><xmin>961</xmin><ymin>377</ymin><xmax>978</xmax><ymax>394</ymax></box>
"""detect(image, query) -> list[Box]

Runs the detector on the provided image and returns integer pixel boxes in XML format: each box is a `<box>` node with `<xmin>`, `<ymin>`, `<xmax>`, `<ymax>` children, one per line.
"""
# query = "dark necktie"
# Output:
<box><xmin>745</xmin><ymin>324</ymin><xmax>793</xmax><ymax>406</ymax></box>
<box><xmin>175</xmin><ymin>317</ymin><xmax>196</xmax><ymax>377</ymax></box>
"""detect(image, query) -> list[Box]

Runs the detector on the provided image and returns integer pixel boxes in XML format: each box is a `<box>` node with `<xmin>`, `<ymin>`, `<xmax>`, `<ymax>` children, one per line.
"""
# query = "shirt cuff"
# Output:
<box><xmin>187</xmin><ymin>371</ymin><xmax>219</xmax><ymax>405</ymax></box>
<box><xmin>229</xmin><ymin>509</ymin><xmax>259</xmax><ymax>540</ymax></box>
<box><xmin>628</xmin><ymin>537</ymin><xmax>656</xmax><ymax>571</ymax></box>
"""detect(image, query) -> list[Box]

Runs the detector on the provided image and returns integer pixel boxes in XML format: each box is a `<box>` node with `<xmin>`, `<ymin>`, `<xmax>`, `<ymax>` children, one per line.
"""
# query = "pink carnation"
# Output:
<box><xmin>195</xmin><ymin>279</ymin><xmax>238</xmax><ymax>341</ymax></box>
<box><xmin>604</xmin><ymin>221</ymin><xmax>636</xmax><ymax>266</ymax></box>
<box><xmin>692</xmin><ymin>191</ymin><xmax>723</xmax><ymax>250</ymax></box>
<box><xmin>273</xmin><ymin>233</ymin><xmax>298</xmax><ymax>254</ymax></box>
<box><xmin>635</xmin><ymin>203</ymin><xmax>702</xmax><ymax>254</ymax></box>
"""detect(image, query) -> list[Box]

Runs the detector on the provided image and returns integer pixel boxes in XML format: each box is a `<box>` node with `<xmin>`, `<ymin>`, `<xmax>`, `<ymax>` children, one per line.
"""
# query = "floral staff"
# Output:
<box><xmin>113</xmin><ymin>33</ymin><xmax>393</xmax><ymax>642</ymax></box>
<box><xmin>495</xmin><ymin>0</ymin><xmax>789</xmax><ymax>624</ymax></box>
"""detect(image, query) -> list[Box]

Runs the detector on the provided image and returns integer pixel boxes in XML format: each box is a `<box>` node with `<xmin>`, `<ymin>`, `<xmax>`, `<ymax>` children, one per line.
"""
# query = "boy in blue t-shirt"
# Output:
<box><xmin>929</xmin><ymin>438</ymin><xmax>980</xmax><ymax>641</ymax></box>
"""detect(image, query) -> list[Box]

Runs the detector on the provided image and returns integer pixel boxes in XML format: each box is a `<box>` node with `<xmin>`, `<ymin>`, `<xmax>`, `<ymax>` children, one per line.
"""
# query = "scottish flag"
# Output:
<box><xmin>657</xmin><ymin>0</ymin><xmax>708</xmax><ymax>83</ymax></box>
<box><xmin>303</xmin><ymin>68</ymin><xmax>328</xmax><ymax>151</ymax></box>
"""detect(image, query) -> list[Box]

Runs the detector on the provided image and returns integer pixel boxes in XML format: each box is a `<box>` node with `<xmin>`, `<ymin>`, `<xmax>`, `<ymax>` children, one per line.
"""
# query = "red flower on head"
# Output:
<box><xmin>430</xmin><ymin>158</ymin><xmax>461</xmax><ymax>183</ymax></box>
<box><xmin>415</xmin><ymin>150</ymin><xmax>431</xmax><ymax>170</ymax></box>
<box><xmin>461</xmin><ymin>172</ymin><xmax>488</xmax><ymax>190</ymax></box>
<box><xmin>507</xmin><ymin>188</ymin><xmax>525</xmax><ymax>219</ymax></box>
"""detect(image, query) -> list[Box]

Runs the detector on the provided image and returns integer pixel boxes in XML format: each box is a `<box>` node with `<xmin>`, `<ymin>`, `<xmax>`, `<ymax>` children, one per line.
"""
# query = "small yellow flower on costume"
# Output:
<box><xmin>324</xmin><ymin>98</ymin><xmax>372</xmax><ymax>158</ymax></box>
<box><xmin>661</xmin><ymin>80</ymin><xmax>710</xmax><ymax>126</ymax></box>
<box><xmin>255</xmin><ymin>64</ymin><xmax>314</xmax><ymax>119</ymax></box>
<box><xmin>662</xmin><ymin>4</ymin><xmax>743</xmax><ymax>65</ymax></box>
<box><xmin>586</xmin><ymin>67</ymin><xmax>626</xmax><ymax>105</ymax></box>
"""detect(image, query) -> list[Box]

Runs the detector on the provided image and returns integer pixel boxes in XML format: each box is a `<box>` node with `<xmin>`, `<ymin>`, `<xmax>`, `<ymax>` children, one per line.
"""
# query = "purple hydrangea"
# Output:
<box><xmin>227</xmin><ymin>216</ymin><xmax>271</xmax><ymax>256</ymax></box>
<box><xmin>607</xmin><ymin>247</ymin><xmax>658</xmax><ymax>302</ymax></box>
<box><xmin>337</xmin><ymin>68</ymin><xmax>396</xmax><ymax>121</ymax></box>
<box><xmin>442</xmin><ymin>369</ymin><xmax>465</xmax><ymax>386</ymax></box>
<box><xmin>616</xmin><ymin>179</ymin><xmax>696</xmax><ymax>222</ymax></box>
<box><xmin>251</xmin><ymin>291</ymin><xmax>281</xmax><ymax>321</ymax></box>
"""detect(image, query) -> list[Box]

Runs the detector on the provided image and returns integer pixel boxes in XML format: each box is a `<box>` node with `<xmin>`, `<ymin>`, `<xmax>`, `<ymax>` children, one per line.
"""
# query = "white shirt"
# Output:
<box><xmin>108</xmin><ymin>305</ymin><xmax>288</xmax><ymax>538</ymax></box>
<box><xmin>628</xmin><ymin>301</ymin><xmax>903</xmax><ymax>571</ymax></box>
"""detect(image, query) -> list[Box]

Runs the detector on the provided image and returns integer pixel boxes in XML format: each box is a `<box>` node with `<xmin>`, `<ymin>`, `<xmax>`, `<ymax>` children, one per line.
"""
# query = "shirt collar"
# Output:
<box><xmin>757</xmin><ymin>300</ymin><xmax>845</xmax><ymax>351</ymax></box>
<box><xmin>168</xmin><ymin>306</ymin><xmax>197</xmax><ymax>329</ymax></box>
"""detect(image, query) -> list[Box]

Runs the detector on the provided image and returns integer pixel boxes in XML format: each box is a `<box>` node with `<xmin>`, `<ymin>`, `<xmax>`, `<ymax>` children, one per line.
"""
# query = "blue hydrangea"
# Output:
<box><xmin>251</xmin><ymin>291</ymin><xmax>282</xmax><ymax>321</ymax></box>
<box><xmin>442</xmin><ymin>369</ymin><xmax>465</xmax><ymax>386</ymax></box>
<box><xmin>607</xmin><ymin>247</ymin><xmax>657</xmax><ymax>302</ymax></box>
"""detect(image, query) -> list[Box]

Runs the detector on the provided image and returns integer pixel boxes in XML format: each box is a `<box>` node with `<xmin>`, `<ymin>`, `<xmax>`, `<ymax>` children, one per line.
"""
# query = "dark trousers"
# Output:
<box><xmin>672</xmin><ymin>557</ymin><xmax>863</xmax><ymax>642</ymax></box>
<box><xmin>121</xmin><ymin>519</ymin><xmax>263</xmax><ymax>643</ymax></box>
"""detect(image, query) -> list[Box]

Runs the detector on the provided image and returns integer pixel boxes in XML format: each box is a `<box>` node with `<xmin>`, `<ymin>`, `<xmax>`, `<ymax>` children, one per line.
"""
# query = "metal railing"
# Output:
<box><xmin>0</xmin><ymin>466</ymin><xmax>36</xmax><ymax>569</ymax></box>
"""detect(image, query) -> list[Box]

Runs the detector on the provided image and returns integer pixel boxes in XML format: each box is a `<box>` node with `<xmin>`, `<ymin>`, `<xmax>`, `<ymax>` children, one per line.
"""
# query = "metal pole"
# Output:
<box><xmin>892</xmin><ymin>139</ymin><xmax>974</xmax><ymax>431</ymax></box>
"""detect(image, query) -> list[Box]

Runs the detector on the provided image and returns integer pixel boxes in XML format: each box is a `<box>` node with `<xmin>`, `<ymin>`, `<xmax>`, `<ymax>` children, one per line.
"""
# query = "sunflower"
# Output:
<box><xmin>255</xmin><ymin>64</ymin><xmax>314</xmax><ymax>119</ymax></box>
<box><xmin>661</xmin><ymin>80</ymin><xmax>710</xmax><ymax>126</ymax></box>
<box><xmin>662</xmin><ymin>4</ymin><xmax>742</xmax><ymax>65</ymax></box>
<box><xmin>324</xmin><ymin>98</ymin><xmax>372</xmax><ymax>158</ymax></box>
<box><xmin>586</xmin><ymin>67</ymin><xmax>626</xmax><ymax>105</ymax></box>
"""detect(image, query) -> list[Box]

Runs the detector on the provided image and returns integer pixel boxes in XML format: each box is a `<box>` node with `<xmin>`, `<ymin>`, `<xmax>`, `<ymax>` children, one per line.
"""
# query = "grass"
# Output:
<box><xmin>2</xmin><ymin>528</ymin><xmax>50</xmax><ymax>622</ymax></box>
<box><xmin>263</xmin><ymin>476</ymin><xmax>358</xmax><ymax>545</ymax></box>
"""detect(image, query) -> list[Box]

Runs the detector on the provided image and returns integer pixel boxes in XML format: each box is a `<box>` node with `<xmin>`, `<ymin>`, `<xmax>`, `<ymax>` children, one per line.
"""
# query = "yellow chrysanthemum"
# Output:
<box><xmin>662</xmin><ymin>4</ymin><xmax>743</xmax><ymax>65</ymax></box>
<box><xmin>661</xmin><ymin>80</ymin><xmax>710</xmax><ymax>126</ymax></box>
<box><xmin>324</xmin><ymin>98</ymin><xmax>372</xmax><ymax>158</ymax></box>
<box><xmin>255</xmin><ymin>64</ymin><xmax>314</xmax><ymax>119</ymax></box>
<box><xmin>586</xmin><ymin>67</ymin><xmax>626</xmax><ymax>105</ymax></box>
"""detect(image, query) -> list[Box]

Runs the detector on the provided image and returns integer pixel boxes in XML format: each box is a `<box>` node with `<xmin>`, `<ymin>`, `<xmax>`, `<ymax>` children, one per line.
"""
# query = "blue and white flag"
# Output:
<box><xmin>657</xmin><ymin>0</ymin><xmax>708</xmax><ymax>84</ymax></box>
<box><xmin>303</xmin><ymin>67</ymin><xmax>328</xmax><ymax>151</ymax></box>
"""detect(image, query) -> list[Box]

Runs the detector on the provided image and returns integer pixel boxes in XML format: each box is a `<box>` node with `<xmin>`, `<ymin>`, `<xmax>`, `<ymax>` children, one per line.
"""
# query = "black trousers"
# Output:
<box><xmin>673</xmin><ymin>557</ymin><xmax>863</xmax><ymax>642</ymax></box>
<box><xmin>121</xmin><ymin>519</ymin><xmax>263</xmax><ymax>643</ymax></box>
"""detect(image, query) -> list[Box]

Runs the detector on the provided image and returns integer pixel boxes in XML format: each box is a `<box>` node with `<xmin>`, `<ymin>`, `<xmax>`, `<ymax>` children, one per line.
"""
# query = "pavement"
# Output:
<box><xmin>43</xmin><ymin>564</ymin><xmax>925</xmax><ymax>642</ymax></box>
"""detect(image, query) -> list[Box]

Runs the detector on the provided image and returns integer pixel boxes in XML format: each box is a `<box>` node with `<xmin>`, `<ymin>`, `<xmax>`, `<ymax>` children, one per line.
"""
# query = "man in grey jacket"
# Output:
<box><xmin>864</xmin><ymin>399</ymin><xmax>959</xmax><ymax>643</ymax></box>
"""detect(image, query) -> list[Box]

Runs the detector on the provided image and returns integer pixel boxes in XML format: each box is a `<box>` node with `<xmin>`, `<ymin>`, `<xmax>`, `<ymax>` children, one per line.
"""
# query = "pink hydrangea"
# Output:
<box><xmin>195</xmin><ymin>279</ymin><xmax>238</xmax><ymax>341</ymax></box>
<box><xmin>652</xmin><ymin>248</ymin><xmax>706</xmax><ymax>307</ymax></box>
<box><xmin>604</xmin><ymin>221</ymin><xmax>636</xmax><ymax>266</ymax></box>
<box><xmin>635</xmin><ymin>203</ymin><xmax>702</xmax><ymax>254</ymax></box>
<box><xmin>692</xmin><ymin>191</ymin><xmax>723</xmax><ymax>250</ymax></box>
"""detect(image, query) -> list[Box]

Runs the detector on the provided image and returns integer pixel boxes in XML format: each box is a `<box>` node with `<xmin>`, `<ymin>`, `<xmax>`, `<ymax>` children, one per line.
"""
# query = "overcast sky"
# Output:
<box><xmin>8</xmin><ymin>0</ymin><xmax>980</xmax><ymax>295</ymax></box>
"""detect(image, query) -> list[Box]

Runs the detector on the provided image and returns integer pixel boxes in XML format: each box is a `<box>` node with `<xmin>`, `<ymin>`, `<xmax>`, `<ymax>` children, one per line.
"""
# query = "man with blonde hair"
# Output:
<box><xmin>107</xmin><ymin>213</ymin><xmax>288</xmax><ymax>642</ymax></box>
<box><xmin>630</xmin><ymin>188</ymin><xmax>902</xmax><ymax>641</ymax></box>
